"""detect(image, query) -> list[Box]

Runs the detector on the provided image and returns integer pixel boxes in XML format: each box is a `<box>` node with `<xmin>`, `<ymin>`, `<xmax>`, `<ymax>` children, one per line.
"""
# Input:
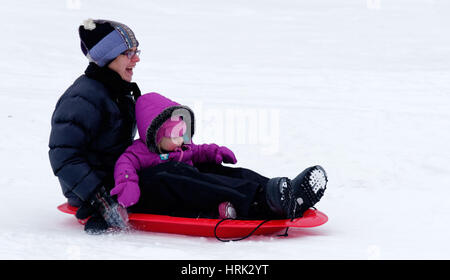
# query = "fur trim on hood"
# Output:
<box><xmin>135</xmin><ymin>93</ymin><xmax>195</xmax><ymax>153</ymax></box>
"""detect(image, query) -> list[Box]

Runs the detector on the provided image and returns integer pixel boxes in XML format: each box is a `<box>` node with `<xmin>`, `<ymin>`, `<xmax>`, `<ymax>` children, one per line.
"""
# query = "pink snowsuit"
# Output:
<box><xmin>110</xmin><ymin>93</ymin><xmax>237</xmax><ymax>207</ymax></box>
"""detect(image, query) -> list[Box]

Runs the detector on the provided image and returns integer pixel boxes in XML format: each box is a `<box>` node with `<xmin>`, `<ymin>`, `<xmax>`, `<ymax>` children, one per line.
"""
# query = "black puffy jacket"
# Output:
<box><xmin>49</xmin><ymin>63</ymin><xmax>140</xmax><ymax>206</ymax></box>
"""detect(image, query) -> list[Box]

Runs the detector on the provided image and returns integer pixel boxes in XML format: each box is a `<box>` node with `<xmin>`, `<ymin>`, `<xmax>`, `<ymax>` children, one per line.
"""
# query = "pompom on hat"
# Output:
<box><xmin>78</xmin><ymin>19</ymin><xmax>139</xmax><ymax>67</ymax></box>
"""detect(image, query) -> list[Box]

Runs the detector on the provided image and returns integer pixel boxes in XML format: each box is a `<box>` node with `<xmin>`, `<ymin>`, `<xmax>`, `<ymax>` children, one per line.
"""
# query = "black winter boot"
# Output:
<box><xmin>264</xmin><ymin>166</ymin><xmax>328</xmax><ymax>219</ymax></box>
<box><xmin>84</xmin><ymin>214</ymin><xmax>109</xmax><ymax>235</ymax></box>
<box><xmin>265</xmin><ymin>177</ymin><xmax>297</xmax><ymax>219</ymax></box>
<box><xmin>291</xmin><ymin>165</ymin><xmax>327</xmax><ymax>217</ymax></box>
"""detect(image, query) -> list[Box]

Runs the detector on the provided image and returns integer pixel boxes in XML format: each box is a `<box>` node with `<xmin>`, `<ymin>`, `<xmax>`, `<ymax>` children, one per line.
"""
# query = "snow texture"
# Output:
<box><xmin>1</xmin><ymin>0</ymin><xmax>450</xmax><ymax>259</ymax></box>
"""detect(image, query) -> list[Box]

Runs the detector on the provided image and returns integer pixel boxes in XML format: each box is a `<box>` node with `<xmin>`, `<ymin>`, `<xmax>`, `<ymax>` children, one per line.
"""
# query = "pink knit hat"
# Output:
<box><xmin>156</xmin><ymin>117</ymin><xmax>187</xmax><ymax>144</ymax></box>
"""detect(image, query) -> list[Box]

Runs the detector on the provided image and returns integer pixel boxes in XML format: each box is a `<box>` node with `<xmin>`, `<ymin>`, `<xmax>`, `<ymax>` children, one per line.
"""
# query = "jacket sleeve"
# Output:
<box><xmin>48</xmin><ymin>95</ymin><xmax>103</xmax><ymax>202</ymax></box>
<box><xmin>114</xmin><ymin>140</ymin><xmax>161</xmax><ymax>186</ymax></box>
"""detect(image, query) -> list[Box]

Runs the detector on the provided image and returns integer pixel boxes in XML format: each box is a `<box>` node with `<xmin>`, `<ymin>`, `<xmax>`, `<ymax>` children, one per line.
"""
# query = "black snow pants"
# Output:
<box><xmin>128</xmin><ymin>162</ymin><xmax>273</xmax><ymax>219</ymax></box>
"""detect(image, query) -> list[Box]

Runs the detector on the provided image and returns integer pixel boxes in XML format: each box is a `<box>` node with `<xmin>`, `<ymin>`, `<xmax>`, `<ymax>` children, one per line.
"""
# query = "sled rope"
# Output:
<box><xmin>214</xmin><ymin>219</ymin><xmax>273</xmax><ymax>242</ymax></box>
<box><xmin>276</xmin><ymin>206</ymin><xmax>316</xmax><ymax>237</ymax></box>
<box><xmin>213</xmin><ymin>205</ymin><xmax>317</xmax><ymax>241</ymax></box>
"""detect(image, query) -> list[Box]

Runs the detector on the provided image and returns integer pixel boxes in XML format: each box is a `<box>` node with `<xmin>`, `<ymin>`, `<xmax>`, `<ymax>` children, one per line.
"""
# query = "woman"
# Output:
<box><xmin>49</xmin><ymin>19</ymin><xmax>141</xmax><ymax>233</ymax></box>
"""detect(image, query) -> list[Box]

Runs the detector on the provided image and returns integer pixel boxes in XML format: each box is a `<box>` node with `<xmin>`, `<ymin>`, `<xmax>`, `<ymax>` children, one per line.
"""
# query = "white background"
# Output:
<box><xmin>1</xmin><ymin>0</ymin><xmax>449</xmax><ymax>259</ymax></box>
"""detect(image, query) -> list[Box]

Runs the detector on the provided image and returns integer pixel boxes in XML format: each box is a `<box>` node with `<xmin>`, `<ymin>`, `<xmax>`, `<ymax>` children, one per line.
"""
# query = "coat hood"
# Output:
<box><xmin>135</xmin><ymin>92</ymin><xmax>195</xmax><ymax>153</ymax></box>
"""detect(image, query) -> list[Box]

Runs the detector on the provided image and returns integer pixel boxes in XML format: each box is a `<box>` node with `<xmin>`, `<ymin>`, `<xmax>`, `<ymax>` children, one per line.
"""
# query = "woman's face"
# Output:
<box><xmin>108</xmin><ymin>47</ymin><xmax>140</xmax><ymax>82</ymax></box>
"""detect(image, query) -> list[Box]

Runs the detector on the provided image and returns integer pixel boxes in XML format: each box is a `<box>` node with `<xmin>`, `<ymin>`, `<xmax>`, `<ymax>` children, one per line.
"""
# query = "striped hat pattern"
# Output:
<box><xmin>79</xmin><ymin>19</ymin><xmax>139</xmax><ymax>67</ymax></box>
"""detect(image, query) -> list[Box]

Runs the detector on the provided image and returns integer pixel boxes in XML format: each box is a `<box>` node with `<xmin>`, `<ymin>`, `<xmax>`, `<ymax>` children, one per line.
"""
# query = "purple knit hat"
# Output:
<box><xmin>78</xmin><ymin>19</ymin><xmax>139</xmax><ymax>67</ymax></box>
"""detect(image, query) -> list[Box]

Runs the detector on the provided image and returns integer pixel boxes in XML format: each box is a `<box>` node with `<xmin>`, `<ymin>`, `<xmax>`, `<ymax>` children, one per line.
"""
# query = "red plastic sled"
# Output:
<box><xmin>58</xmin><ymin>202</ymin><xmax>327</xmax><ymax>238</ymax></box>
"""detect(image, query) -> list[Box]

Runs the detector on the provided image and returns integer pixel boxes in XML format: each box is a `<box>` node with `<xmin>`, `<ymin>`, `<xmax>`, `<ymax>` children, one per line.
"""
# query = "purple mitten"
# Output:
<box><xmin>215</xmin><ymin>146</ymin><xmax>237</xmax><ymax>164</ymax></box>
<box><xmin>110</xmin><ymin>181</ymin><xmax>141</xmax><ymax>208</ymax></box>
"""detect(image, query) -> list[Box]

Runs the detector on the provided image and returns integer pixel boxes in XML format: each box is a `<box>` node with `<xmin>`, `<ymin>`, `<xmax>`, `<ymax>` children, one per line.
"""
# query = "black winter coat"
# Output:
<box><xmin>49</xmin><ymin>63</ymin><xmax>140</xmax><ymax>207</ymax></box>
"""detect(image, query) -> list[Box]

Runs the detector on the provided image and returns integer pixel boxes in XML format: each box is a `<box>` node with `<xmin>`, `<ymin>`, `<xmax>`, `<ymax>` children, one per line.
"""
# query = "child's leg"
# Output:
<box><xmin>129</xmin><ymin>162</ymin><xmax>263</xmax><ymax>218</ymax></box>
<box><xmin>197</xmin><ymin>164</ymin><xmax>328</xmax><ymax>219</ymax></box>
<box><xmin>194</xmin><ymin>163</ymin><xmax>270</xmax><ymax>187</ymax></box>
<box><xmin>195</xmin><ymin>163</ymin><xmax>279</xmax><ymax>219</ymax></box>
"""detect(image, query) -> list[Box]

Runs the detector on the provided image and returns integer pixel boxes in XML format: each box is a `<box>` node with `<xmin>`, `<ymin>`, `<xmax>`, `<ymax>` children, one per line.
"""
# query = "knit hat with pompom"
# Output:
<box><xmin>78</xmin><ymin>19</ymin><xmax>139</xmax><ymax>67</ymax></box>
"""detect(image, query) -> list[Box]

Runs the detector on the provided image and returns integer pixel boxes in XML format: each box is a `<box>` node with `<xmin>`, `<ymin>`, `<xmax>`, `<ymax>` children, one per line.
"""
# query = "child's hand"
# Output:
<box><xmin>110</xmin><ymin>181</ymin><xmax>141</xmax><ymax>208</ymax></box>
<box><xmin>215</xmin><ymin>146</ymin><xmax>237</xmax><ymax>164</ymax></box>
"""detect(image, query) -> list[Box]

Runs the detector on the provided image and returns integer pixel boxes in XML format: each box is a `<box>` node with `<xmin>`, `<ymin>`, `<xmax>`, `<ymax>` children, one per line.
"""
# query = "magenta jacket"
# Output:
<box><xmin>112</xmin><ymin>93</ymin><xmax>236</xmax><ymax>207</ymax></box>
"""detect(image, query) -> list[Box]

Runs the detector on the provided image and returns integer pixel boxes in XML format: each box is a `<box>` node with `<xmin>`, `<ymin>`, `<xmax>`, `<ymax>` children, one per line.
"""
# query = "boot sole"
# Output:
<box><xmin>308</xmin><ymin>166</ymin><xmax>327</xmax><ymax>198</ymax></box>
<box><xmin>293</xmin><ymin>165</ymin><xmax>328</xmax><ymax>215</ymax></box>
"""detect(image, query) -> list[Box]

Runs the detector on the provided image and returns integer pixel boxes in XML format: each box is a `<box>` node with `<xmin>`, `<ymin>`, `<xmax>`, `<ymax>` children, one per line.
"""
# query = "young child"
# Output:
<box><xmin>110</xmin><ymin>92</ymin><xmax>327</xmax><ymax>220</ymax></box>
<box><xmin>154</xmin><ymin>116</ymin><xmax>237</xmax><ymax>219</ymax></box>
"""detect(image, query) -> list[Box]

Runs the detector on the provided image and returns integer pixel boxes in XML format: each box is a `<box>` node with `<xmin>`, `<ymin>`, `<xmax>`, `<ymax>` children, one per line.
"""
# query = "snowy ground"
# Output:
<box><xmin>1</xmin><ymin>0</ymin><xmax>450</xmax><ymax>259</ymax></box>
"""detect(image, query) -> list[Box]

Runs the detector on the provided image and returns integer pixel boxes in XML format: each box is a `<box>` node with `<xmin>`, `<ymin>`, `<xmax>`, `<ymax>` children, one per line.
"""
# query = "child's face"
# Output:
<box><xmin>158</xmin><ymin>136</ymin><xmax>184</xmax><ymax>152</ymax></box>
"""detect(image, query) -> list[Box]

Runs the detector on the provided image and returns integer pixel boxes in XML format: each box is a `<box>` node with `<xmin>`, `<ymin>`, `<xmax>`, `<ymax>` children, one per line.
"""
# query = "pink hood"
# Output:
<box><xmin>135</xmin><ymin>92</ymin><xmax>195</xmax><ymax>153</ymax></box>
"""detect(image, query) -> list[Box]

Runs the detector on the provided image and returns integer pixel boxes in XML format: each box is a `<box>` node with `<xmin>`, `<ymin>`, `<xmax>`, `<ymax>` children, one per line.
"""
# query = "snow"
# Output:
<box><xmin>1</xmin><ymin>0</ymin><xmax>450</xmax><ymax>259</ymax></box>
